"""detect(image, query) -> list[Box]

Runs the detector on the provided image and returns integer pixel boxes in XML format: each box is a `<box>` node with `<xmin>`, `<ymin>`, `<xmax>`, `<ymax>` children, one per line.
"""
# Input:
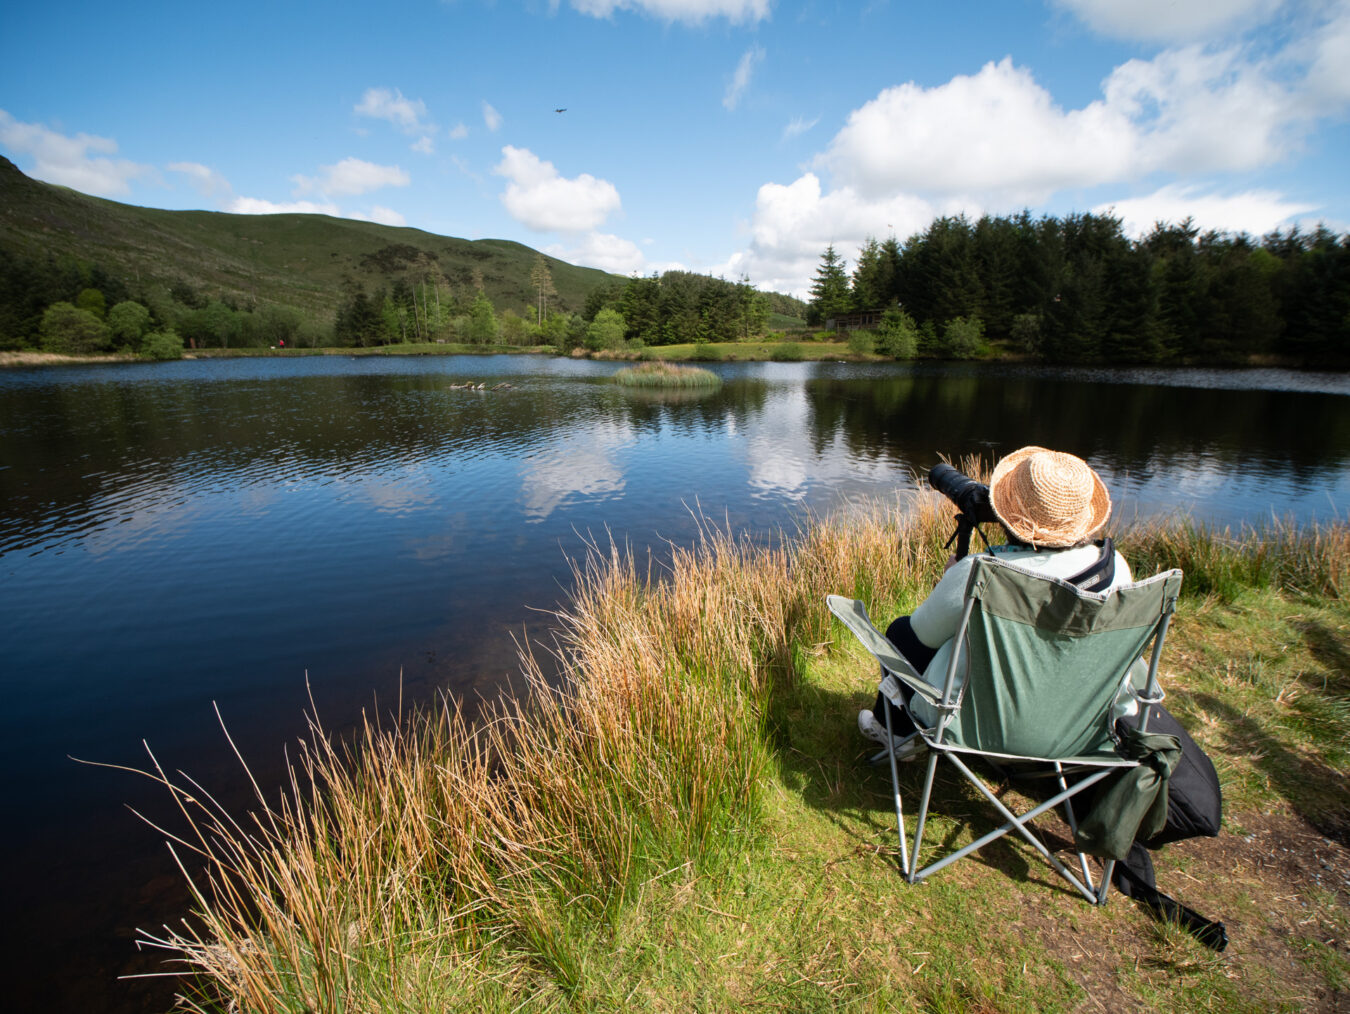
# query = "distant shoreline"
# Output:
<box><xmin>0</xmin><ymin>342</ymin><xmax>1319</xmax><ymax>371</ymax></box>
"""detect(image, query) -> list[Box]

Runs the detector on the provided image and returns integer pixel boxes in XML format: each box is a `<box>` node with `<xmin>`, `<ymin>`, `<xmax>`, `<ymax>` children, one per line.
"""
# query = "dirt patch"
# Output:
<box><xmin>1031</xmin><ymin>811</ymin><xmax>1350</xmax><ymax>1012</ymax></box>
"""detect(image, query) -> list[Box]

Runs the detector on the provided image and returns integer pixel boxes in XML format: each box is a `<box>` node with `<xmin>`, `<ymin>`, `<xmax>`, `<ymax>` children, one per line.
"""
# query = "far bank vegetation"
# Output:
<box><xmin>2</xmin><ymin>148</ymin><xmax>1346</xmax><ymax>367</ymax></box>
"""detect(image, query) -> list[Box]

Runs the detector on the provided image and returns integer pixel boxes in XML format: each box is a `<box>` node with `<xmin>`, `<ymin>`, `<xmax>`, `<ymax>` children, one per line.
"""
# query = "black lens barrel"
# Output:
<box><xmin>928</xmin><ymin>463</ymin><xmax>1000</xmax><ymax>525</ymax></box>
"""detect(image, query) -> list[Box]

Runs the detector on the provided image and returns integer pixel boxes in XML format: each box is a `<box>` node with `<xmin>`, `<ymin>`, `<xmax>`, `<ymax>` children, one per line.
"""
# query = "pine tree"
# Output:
<box><xmin>529</xmin><ymin>254</ymin><xmax>557</xmax><ymax>326</ymax></box>
<box><xmin>808</xmin><ymin>244</ymin><xmax>850</xmax><ymax>326</ymax></box>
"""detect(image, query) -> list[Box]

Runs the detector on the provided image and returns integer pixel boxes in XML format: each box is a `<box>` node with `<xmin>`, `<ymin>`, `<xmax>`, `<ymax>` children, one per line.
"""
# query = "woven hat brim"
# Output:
<box><xmin>989</xmin><ymin>446</ymin><xmax>1112</xmax><ymax>548</ymax></box>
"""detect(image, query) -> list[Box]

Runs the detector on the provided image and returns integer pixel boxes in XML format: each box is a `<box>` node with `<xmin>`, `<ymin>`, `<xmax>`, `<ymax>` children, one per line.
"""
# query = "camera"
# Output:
<box><xmin>928</xmin><ymin>463</ymin><xmax>1001</xmax><ymax>559</ymax></box>
<box><xmin>928</xmin><ymin>464</ymin><xmax>1000</xmax><ymax>527</ymax></box>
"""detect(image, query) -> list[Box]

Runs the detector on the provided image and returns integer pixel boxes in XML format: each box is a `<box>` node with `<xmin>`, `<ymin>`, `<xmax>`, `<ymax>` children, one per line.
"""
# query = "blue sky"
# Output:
<box><xmin>2</xmin><ymin>0</ymin><xmax>1348</xmax><ymax>297</ymax></box>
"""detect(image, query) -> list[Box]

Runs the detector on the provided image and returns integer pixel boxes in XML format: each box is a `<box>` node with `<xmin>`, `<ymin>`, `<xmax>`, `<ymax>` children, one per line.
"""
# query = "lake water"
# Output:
<box><xmin>2</xmin><ymin>354</ymin><xmax>1347</xmax><ymax>1011</ymax></box>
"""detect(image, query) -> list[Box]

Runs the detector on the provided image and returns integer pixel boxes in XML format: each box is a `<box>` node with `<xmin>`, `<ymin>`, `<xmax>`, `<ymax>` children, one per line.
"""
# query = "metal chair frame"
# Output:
<box><xmin>830</xmin><ymin>558</ymin><xmax>1181</xmax><ymax>905</ymax></box>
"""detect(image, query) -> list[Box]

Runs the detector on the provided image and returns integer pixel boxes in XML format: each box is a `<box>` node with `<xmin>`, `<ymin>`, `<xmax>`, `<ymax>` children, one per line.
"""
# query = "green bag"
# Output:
<box><xmin>1073</xmin><ymin>727</ymin><xmax>1181</xmax><ymax>860</ymax></box>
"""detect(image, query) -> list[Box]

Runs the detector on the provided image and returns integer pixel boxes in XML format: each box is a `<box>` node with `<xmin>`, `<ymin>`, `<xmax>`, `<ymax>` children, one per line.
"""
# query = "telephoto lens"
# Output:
<box><xmin>928</xmin><ymin>463</ymin><xmax>999</xmax><ymax>525</ymax></box>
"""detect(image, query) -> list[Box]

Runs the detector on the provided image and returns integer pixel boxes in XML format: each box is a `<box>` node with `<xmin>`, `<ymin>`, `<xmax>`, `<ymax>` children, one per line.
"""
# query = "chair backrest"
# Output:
<box><xmin>936</xmin><ymin>556</ymin><xmax>1183</xmax><ymax>762</ymax></box>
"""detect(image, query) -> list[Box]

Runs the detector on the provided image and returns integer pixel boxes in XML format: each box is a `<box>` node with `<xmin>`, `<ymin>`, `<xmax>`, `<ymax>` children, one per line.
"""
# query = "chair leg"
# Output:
<box><xmin>913</xmin><ymin>753</ymin><xmax>1113</xmax><ymax>903</ymax></box>
<box><xmin>1096</xmin><ymin>859</ymin><xmax>1116</xmax><ymax>905</ymax></box>
<box><xmin>1054</xmin><ymin>763</ymin><xmax>1095</xmax><ymax>893</ymax></box>
<box><xmin>908</xmin><ymin>748</ymin><xmax>941</xmax><ymax>884</ymax></box>
<box><xmin>881</xmin><ymin>702</ymin><xmax>910</xmax><ymax>875</ymax></box>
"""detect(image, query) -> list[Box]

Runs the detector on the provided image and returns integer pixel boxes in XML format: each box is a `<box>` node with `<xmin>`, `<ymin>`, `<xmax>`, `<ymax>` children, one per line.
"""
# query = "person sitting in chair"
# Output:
<box><xmin>858</xmin><ymin>445</ymin><xmax>1135</xmax><ymax>758</ymax></box>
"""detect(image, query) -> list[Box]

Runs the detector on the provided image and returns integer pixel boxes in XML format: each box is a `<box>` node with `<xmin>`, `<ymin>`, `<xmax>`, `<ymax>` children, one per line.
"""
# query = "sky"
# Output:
<box><xmin>1</xmin><ymin>0</ymin><xmax>1348</xmax><ymax>298</ymax></box>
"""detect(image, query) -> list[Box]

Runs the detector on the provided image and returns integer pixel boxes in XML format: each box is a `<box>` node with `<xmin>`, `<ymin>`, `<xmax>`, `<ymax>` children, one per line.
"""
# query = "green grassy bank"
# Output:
<box><xmin>138</xmin><ymin>487</ymin><xmax>1349</xmax><ymax>1012</ymax></box>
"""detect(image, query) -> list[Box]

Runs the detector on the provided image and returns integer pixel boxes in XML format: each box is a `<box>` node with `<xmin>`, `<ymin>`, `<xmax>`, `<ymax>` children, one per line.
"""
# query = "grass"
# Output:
<box><xmin>649</xmin><ymin>340</ymin><xmax>868</xmax><ymax>362</ymax></box>
<box><xmin>611</xmin><ymin>362</ymin><xmax>722</xmax><ymax>388</ymax></box>
<box><xmin>188</xmin><ymin>342</ymin><xmax>556</xmax><ymax>359</ymax></box>
<box><xmin>132</xmin><ymin>477</ymin><xmax>1350</xmax><ymax>1012</ymax></box>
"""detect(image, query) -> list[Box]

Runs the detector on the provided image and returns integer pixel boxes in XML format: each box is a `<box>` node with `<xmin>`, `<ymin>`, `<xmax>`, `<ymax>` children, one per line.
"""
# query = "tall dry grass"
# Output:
<box><xmin>129</xmin><ymin>488</ymin><xmax>954</xmax><ymax>1011</ymax></box>
<box><xmin>128</xmin><ymin>467</ymin><xmax>1347</xmax><ymax>1010</ymax></box>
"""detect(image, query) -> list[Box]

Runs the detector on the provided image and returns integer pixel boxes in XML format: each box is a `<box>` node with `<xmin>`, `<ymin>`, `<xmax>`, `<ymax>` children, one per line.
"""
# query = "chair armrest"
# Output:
<box><xmin>826</xmin><ymin>595</ymin><xmax>942</xmax><ymax>704</ymax></box>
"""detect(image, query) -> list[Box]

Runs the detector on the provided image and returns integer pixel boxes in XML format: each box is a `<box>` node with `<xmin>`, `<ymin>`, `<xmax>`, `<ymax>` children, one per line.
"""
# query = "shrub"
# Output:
<box><xmin>772</xmin><ymin>342</ymin><xmax>804</xmax><ymax>361</ymax></box>
<box><xmin>877</xmin><ymin>308</ymin><xmax>919</xmax><ymax>359</ymax></box>
<box><xmin>141</xmin><ymin>328</ymin><xmax>185</xmax><ymax>360</ymax></box>
<box><xmin>943</xmin><ymin>315</ymin><xmax>985</xmax><ymax>359</ymax></box>
<box><xmin>586</xmin><ymin>308</ymin><xmax>627</xmax><ymax>351</ymax></box>
<box><xmin>40</xmin><ymin>302</ymin><xmax>111</xmax><ymax>354</ymax></box>
<box><xmin>1011</xmin><ymin>313</ymin><xmax>1042</xmax><ymax>355</ymax></box>
<box><xmin>846</xmin><ymin>330</ymin><xmax>875</xmax><ymax>356</ymax></box>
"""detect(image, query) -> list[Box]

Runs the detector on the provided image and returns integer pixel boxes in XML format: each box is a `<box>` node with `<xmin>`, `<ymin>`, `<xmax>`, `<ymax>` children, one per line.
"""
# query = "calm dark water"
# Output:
<box><xmin>1</xmin><ymin>354</ymin><xmax>1347</xmax><ymax>1011</ymax></box>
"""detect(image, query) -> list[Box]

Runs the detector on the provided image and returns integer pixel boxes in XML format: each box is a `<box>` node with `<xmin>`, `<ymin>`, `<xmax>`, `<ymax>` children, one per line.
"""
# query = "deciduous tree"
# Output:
<box><xmin>586</xmin><ymin>307</ymin><xmax>626</xmax><ymax>351</ymax></box>
<box><xmin>107</xmin><ymin>300</ymin><xmax>151</xmax><ymax>349</ymax></box>
<box><xmin>40</xmin><ymin>301</ymin><xmax>110</xmax><ymax>353</ymax></box>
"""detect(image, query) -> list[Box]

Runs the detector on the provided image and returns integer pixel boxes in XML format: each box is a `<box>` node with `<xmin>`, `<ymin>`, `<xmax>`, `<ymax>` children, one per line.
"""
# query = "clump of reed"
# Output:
<box><xmin>611</xmin><ymin>362</ymin><xmax>722</xmax><ymax>388</ymax></box>
<box><xmin>131</xmin><ymin>474</ymin><xmax>1349</xmax><ymax>1009</ymax></box>
<box><xmin>1120</xmin><ymin>515</ymin><xmax>1348</xmax><ymax>600</ymax></box>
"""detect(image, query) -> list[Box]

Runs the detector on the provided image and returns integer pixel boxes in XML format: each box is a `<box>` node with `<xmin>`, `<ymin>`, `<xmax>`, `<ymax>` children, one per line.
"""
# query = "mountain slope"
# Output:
<box><xmin>0</xmin><ymin>156</ymin><xmax>620</xmax><ymax>319</ymax></box>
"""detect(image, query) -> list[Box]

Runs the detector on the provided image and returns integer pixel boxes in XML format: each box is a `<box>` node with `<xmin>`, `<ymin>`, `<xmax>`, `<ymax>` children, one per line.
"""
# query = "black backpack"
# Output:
<box><xmin>1108</xmin><ymin>702</ymin><xmax>1228</xmax><ymax>950</ymax></box>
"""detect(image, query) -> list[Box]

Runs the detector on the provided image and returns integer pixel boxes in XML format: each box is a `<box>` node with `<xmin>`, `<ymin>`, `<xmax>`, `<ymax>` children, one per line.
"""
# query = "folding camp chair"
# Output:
<box><xmin>828</xmin><ymin>556</ymin><xmax>1182</xmax><ymax>904</ymax></box>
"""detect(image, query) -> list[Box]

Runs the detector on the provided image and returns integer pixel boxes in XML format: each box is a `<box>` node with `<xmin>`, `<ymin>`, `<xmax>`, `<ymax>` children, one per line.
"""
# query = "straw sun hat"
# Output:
<box><xmin>988</xmin><ymin>446</ymin><xmax>1112</xmax><ymax>548</ymax></box>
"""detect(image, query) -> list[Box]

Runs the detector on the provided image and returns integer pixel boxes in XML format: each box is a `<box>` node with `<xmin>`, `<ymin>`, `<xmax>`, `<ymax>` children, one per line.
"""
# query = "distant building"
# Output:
<box><xmin>825</xmin><ymin>310</ymin><xmax>884</xmax><ymax>332</ymax></box>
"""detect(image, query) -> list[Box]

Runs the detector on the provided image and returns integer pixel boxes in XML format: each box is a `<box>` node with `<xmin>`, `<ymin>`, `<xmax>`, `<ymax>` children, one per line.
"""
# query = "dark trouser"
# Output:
<box><xmin>871</xmin><ymin>615</ymin><xmax>938</xmax><ymax>739</ymax></box>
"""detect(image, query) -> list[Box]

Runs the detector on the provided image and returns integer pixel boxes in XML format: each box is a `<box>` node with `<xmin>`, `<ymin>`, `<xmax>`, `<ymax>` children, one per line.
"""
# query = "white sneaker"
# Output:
<box><xmin>858</xmin><ymin>709</ymin><xmax>924</xmax><ymax>760</ymax></box>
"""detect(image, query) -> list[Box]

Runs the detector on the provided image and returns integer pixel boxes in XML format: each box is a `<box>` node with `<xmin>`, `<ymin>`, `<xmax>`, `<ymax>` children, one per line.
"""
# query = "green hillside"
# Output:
<box><xmin>0</xmin><ymin>156</ymin><xmax>619</xmax><ymax>322</ymax></box>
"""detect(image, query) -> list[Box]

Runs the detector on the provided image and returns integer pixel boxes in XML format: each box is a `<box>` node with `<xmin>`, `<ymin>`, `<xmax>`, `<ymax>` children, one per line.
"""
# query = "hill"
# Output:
<box><xmin>0</xmin><ymin>156</ymin><xmax>620</xmax><ymax>323</ymax></box>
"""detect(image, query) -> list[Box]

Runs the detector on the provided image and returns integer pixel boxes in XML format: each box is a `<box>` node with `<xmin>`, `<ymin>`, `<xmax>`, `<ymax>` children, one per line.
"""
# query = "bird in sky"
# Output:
<box><xmin>555</xmin><ymin>108</ymin><xmax>566</xmax><ymax>113</ymax></box>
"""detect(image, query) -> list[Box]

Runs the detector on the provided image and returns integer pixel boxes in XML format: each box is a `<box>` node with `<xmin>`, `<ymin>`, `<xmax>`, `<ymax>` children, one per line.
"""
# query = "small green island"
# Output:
<box><xmin>611</xmin><ymin>362</ymin><xmax>722</xmax><ymax>387</ymax></box>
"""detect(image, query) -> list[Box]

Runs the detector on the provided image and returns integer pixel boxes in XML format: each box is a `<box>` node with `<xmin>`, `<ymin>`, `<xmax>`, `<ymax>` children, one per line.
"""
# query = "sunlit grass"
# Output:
<box><xmin>130</xmin><ymin>475</ymin><xmax>1350</xmax><ymax>1012</ymax></box>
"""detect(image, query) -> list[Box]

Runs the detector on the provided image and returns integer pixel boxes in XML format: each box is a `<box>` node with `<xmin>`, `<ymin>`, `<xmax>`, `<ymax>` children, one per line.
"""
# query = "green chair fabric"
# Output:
<box><xmin>938</xmin><ymin>561</ymin><xmax>1181</xmax><ymax>761</ymax></box>
<box><xmin>828</xmin><ymin>555</ymin><xmax>1183</xmax><ymax>905</ymax></box>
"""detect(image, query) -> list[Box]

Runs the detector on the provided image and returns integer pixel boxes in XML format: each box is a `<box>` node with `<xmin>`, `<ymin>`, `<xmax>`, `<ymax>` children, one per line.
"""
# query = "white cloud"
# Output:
<box><xmin>450</xmin><ymin>154</ymin><xmax>482</xmax><ymax>182</ymax></box>
<box><xmin>1304</xmin><ymin>2</ymin><xmax>1350</xmax><ymax>108</ymax></box>
<box><xmin>723</xmin><ymin>5</ymin><xmax>1350</xmax><ymax>298</ymax></box>
<box><xmin>1095</xmin><ymin>184</ymin><xmax>1318</xmax><ymax>238</ymax></box>
<box><xmin>227</xmin><ymin>196</ymin><xmax>408</xmax><ymax>227</ymax></box>
<box><xmin>0</xmin><ymin>110</ymin><xmax>154</xmax><ymax>196</ymax></box>
<box><xmin>354</xmin><ymin>87</ymin><xmax>432</xmax><ymax>134</ymax></box>
<box><xmin>781</xmin><ymin>115</ymin><xmax>819</xmax><ymax>141</ymax></box>
<box><xmin>569</xmin><ymin>0</ymin><xmax>771</xmax><ymax>24</ymax></box>
<box><xmin>817</xmin><ymin>48</ymin><xmax>1312</xmax><ymax>207</ymax></box>
<box><xmin>411</xmin><ymin>136</ymin><xmax>435</xmax><ymax>155</ymax></box>
<box><xmin>712</xmin><ymin>172</ymin><xmax>952</xmax><ymax>297</ymax></box>
<box><xmin>292</xmin><ymin>157</ymin><xmax>410</xmax><ymax>197</ymax></box>
<box><xmin>349</xmin><ymin>205</ymin><xmax>408</xmax><ymax>227</ymax></box>
<box><xmin>228</xmin><ymin>197</ymin><xmax>343</xmax><ymax>216</ymax></box>
<box><xmin>724</xmin><ymin>45</ymin><xmax>764</xmax><ymax>111</ymax></box>
<box><xmin>448</xmin><ymin>122</ymin><xmax>469</xmax><ymax>140</ymax></box>
<box><xmin>494</xmin><ymin>145</ymin><xmax>621</xmax><ymax>232</ymax></box>
<box><xmin>1103</xmin><ymin>46</ymin><xmax>1296</xmax><ymax>174</ymax></box>
<box><xmin>546</xmin><ymin>231</ymin><xmax>647</xmax><ymax>273</ymax></box>
<box><xmin>482</xmin><ymin>101</ymin><xmax>502</xmax><ymax>132</ymax></box>
<box><xmin>169</xmin><ymin>161</ymin><xmax>233</xmax><ymax>200</ymax></box>
<box><xmin>1053</xmin><ymin>0</ymin><xmax>1285</xmax><ymax>43</ymax></box>
<box><xmin>818</xmin><ymin>58</ymin><xmax>1137</xmax><ymax>204</ymax></box>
